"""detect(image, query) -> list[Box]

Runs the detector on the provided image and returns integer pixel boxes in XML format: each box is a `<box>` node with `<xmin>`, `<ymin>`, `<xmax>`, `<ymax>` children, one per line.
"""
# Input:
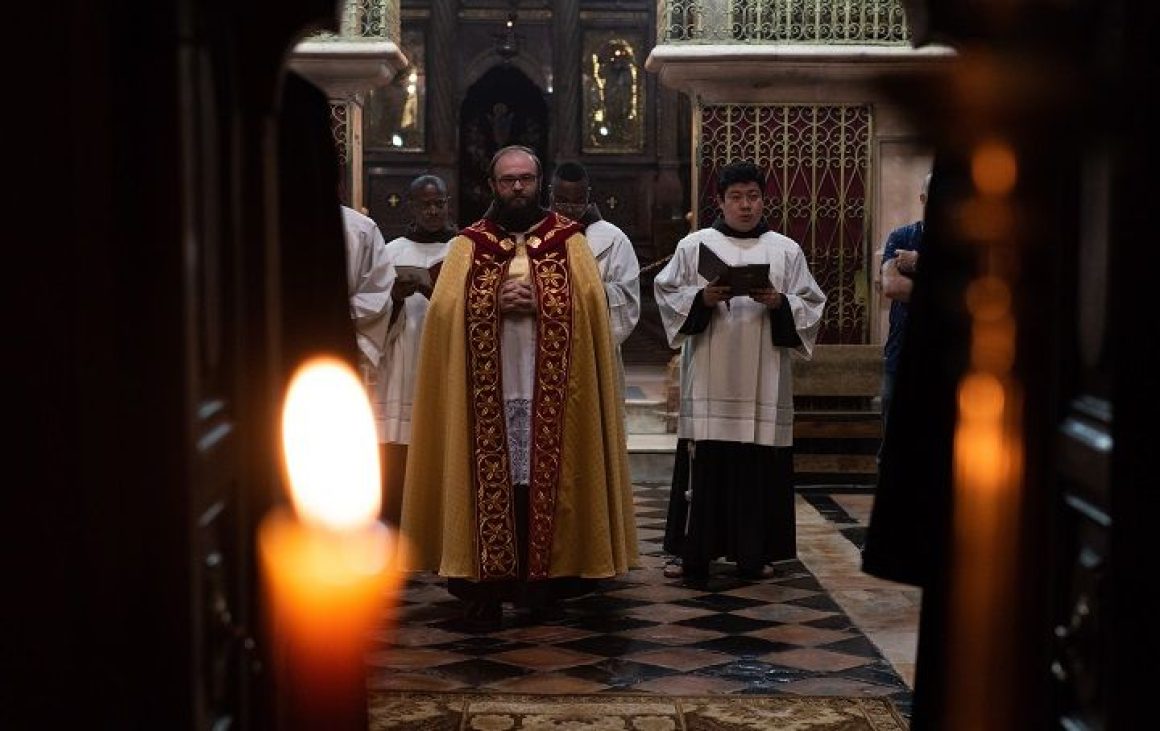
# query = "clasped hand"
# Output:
<box><xmin>701</xmin><ymin>277</ymin><xmax>732</xmax><ymax>307</ymax></box>
<box><xmin>748</xmin><ymin>287</ymin><xmax>783</xmax><ymax>309</ymax></box>
<box><xmin>499</xmin><ymin>279</ymin><xmax>536</xmax><ymax>314</ymax></box>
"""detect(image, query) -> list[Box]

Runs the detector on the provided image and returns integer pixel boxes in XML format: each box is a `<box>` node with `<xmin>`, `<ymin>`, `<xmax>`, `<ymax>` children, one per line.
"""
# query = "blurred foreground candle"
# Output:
<box><xmin>944</xmin><ymin>269</ymin><xmax>1023</xmax><ymax>728</ymax></box>
<box><xmin>260</xmin><ymin>357</ymin><xmax>404</xmax><ymax>730</ymax></box>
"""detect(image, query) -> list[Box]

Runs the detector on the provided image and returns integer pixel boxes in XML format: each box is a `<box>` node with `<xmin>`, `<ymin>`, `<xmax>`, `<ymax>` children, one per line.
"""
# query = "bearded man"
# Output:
<box><xmin>400</xmin><ymin>146</ymin><xmax>638</xmax><ymax>632</ymax></box>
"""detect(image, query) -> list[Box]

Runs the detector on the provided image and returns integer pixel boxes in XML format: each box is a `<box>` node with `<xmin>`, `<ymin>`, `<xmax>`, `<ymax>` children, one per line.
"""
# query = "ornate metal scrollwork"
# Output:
<box><xmin>659</xmin><ymin>0</ymin><xmax>910</xmax><ymax>44</ymax></box>
<box><xmin>698</xmin><ymin>103</ymin><xmax>872</xmax><ymax>344</ymax></box>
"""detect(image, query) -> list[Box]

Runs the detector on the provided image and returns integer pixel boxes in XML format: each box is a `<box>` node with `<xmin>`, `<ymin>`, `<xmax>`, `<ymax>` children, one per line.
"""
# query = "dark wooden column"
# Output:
<box><xmin>427</xmin><ymin>0</ymin><xmax>458</xmax><ymax>202</ymax></box>
<box><xmin>654</xmin><ymin>84</ymin><xmax>684</xmax><ymax>221</ymax></box>
<box><xmin>551</xmin><ymin>0</ymin><xmax>581</xmax><ymax>160</ymax></box>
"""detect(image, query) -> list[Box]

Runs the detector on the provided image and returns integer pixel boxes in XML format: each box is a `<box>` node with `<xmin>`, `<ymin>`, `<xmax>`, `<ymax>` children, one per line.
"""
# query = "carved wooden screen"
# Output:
<box><xmin>697</xmin><ymin>104</ymin><xmax>872</xmax><ymax>344</ymax></box>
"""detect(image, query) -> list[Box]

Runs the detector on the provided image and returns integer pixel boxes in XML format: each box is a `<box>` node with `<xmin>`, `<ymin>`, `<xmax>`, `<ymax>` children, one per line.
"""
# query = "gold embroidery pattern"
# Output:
<box><xmin>525</xmin><ymin>249</ymin><xmax>573</xmax><ymax>579</ymax></box>
<box><xmin>466</xmin><ymin>252</ymin><xmax>518</xmax><ymax>580</ymax></box>
<box><xmin>536</xmin><ymin>217</ymin><xmax>578</xmax><ymax>249</ymax></box>
<box><xmin>464</xmin><ymin>221</ymin><xmax>500</xmax><ymax>245</ymax></box>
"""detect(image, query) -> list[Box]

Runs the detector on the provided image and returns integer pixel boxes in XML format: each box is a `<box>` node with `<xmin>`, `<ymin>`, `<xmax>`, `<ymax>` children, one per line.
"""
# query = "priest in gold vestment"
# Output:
<box><xmin>400</xmin><ymin>146</ymin><xmax>638</xmax><ymax>631</ymax></box>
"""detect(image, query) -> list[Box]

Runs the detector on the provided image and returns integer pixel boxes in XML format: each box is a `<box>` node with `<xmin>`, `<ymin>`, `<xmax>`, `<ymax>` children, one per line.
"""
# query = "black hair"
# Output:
<box><xmin>488</xmin><ymin>145</ymin><xmax>542</xmax><ymax>179</ymax></box>
<box><xmin>552</xmin><ymin>161</ymin><xmax>589</xmax><ymax>184</ymax></box>
<box><xmin>409</xmin><ymin>174</ymin><xmax>447</xmax><ymax>195</ymax></box>
<box><xmin>717</xmin><ymin>160</ymin><xmax>765</xmax><ymax>193</ymax></box>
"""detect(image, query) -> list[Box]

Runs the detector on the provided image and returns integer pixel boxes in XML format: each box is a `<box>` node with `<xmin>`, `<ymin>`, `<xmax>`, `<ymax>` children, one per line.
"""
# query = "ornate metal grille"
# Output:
<box><xmin>660</xmin><ymin>0</ymin><xmax>909</xmax><ymax>44</ymax></box>
<box><xmin>330</xmin><ymin>101</ymin><xmax>350</xmax><ymax>166</ymax></box>
<box><xmin>697</xmin><ymin>104</ymin><xmax>871</xmax><ymax>344</ymax></box>
<box><xmin>338</xmin><ymin>0</ymin><xmax>401</xmax><ymax>41</ymax></box>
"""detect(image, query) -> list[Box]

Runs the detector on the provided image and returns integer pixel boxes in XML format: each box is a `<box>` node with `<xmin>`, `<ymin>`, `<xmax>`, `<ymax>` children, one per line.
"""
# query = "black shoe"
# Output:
<box><xmin>737</xmin><ymin>562</ymin><xmax>777</xmax><ymax>580</ymax></box>
<box><xmin>681</xmin><ymin>560</ymin><xmax>710</xmax><ymax>581</ymax></box>
<box><xmin>664</xmin><ymin>557</ymin><xmax>710</xmax><ymax>579</ymax></box>
<box><xmin>458</xmin><ymin>599</ymin><xmax>502</xmax><ymax>633</ymax></box>
<box><xmin>528</xmin><ymin>597</ymin><xmax>566</xmax><ymax>624</ymax></box>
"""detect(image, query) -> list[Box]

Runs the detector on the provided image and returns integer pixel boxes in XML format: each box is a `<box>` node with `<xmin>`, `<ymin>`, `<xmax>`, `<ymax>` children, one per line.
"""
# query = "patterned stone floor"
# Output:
<box><xmin>367</xmin><ymin>483</ymin><xmax>918</xmax><ymax>718</ymax></box>
<box><xmin>799</xmin><ymin>490</ymin><xmax>922</xmax><ymax>688</ymax></box>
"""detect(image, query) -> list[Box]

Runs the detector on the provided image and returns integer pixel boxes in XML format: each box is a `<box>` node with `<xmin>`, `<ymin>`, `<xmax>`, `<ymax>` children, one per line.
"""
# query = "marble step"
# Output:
<box><xmin>625</xmin><ymin>398</ymin><xmax>671</xmax><ymax>435</ymax></box>
<box><xmin>627</xmin><ymin>433</ymin><xmax>677</xmax><ymax>484</ymax></box>
<box><xmin>624</xmin><ymin>432</ymin><xmax>879</xmax><ymax>485</ymax></box>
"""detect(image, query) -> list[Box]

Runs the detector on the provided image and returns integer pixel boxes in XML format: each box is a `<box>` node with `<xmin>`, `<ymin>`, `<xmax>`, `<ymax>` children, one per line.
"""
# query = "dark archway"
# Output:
<box><xmin>457</xmin><ymin>65</ymin><xmax>549</xmax><ymax>226</ymax></box>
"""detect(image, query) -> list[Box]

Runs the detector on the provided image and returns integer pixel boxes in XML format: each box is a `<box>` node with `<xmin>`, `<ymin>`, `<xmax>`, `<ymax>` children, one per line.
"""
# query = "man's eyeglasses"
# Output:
<box><xmin>494</xmin><ymin>174</ymin><xmax>539</xmax><ymax>188</ymax></box>
<box><xmin>416</xmin><ymin>198</ymin><xmax>448</xmax><ymax>210</ymax></box>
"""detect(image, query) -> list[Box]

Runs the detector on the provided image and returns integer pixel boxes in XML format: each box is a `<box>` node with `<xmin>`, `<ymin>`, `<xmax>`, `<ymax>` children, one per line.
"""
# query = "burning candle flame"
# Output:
<box><xmin>281</xmin><ymin>357</ymin><xmax>381</xmax><ymax>530</ymax></box>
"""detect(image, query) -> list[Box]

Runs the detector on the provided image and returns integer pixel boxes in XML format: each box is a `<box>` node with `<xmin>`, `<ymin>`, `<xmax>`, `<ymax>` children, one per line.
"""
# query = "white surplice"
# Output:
<box><xmin>375</xmin><ymin>235</ymin><xmax>451</xmax><ymax>444</ymax></box>
<box><xmin>584</xmin><ymin>219</ymin><xmax>641</xmax><ymax>347</ymax></box>
<box><xmin>341</xmin><ymin>205</ymin><xmax>393</xmax><ymax>368</ymax></box>
<box><xmin>500</xmin><ymin>235</ymin><xmax>537</xmax><ymax>485</ymax></box>
<box><xmin>654</xmin><ymin>227</ymin><xmax>826</xmax><ymax>447</ymax></box>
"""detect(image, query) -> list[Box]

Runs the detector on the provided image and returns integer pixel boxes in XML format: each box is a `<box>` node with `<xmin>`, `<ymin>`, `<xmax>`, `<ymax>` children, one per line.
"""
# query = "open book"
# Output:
<box><xmin>697</xmin><ymin>243</ymin><xmax>771</xmax><ymax>296</ymax></box>
<box><xmin>394</xmin><ymin>260</ymin><xmax>443</xmax><ymax>290</ymax></box>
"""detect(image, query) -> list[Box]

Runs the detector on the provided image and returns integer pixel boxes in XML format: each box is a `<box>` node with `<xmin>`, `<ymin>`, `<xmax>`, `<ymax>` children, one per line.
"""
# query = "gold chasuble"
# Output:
<box><xmin>401</xmin><ymin>212</ymin><xmax>638</xmax><ymax>582</ymax></box>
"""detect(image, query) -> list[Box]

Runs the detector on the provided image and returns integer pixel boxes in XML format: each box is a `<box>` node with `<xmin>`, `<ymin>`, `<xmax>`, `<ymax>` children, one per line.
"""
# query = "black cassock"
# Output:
<box><xmin>663</xmin><ymin>439</ymin><xmax>796</xmax><ymax>574</ymax></box>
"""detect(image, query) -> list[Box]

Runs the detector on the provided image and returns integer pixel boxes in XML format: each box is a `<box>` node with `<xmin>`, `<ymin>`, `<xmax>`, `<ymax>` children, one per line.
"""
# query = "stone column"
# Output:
<box><xmin>552</xmin><ymin>0</ymin><xmax>581</xmax><ymax>159</ymax></box>
<box><xmin>287</xmin><ymin>11</ymin><xmax>409</xmax><ymax>210</ymax></box>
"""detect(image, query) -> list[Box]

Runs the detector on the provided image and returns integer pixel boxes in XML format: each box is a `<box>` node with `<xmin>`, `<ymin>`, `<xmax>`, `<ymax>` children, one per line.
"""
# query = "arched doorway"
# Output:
<box><xmin>457</xmin><ymin>65</ymin><xmax>549</xmax><ymax>226</ymax></box>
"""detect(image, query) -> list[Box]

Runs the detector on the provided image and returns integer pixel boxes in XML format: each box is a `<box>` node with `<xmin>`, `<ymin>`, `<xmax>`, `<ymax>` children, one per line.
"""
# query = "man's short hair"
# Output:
<box><xmin>717</xmin><ymin>161</ymin><xmax>765</xmax><ymax>192</ymax></box>
<box><xmin>410</xmin><ymin>174</ymin><xmax>447</xmax><ymax>196</ymax></box>
<box><xmin>552</xmin><ymin>161</ymin><xmax>589</xmax><ymax>184</ymax></box>
<box><xmin>488</xmin><ymin>145</ymin><xmax>542</xmax><ymax>179</ymax></box>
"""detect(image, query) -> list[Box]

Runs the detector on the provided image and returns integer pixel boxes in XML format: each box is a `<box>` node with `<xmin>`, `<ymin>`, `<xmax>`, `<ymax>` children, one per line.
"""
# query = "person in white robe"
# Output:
<box><xmin>653</xmin><ymin>160</ymin><xmax>826</xmax><ymax>580</ymax></box>
<box><xmin>371</xmin><ymin>175</ymin><xmax>457</xmax><ymax>526</ymax></box>
<box><xmin>549</xmin><ymin>161</ymin><xmax>641</xmax><ymax>358</ymax></box>
<box><xmin>341</xmin><ymin>204</ymin><xmax>393</xmax><ymax>388</ymax></box>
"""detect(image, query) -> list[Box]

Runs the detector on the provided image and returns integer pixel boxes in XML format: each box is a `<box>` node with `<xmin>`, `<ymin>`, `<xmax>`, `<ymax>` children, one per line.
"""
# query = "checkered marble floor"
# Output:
<box><xmin>368</xmin><ymin>484</ymin><xmax>912</xmax><ymax>716</ymax></box>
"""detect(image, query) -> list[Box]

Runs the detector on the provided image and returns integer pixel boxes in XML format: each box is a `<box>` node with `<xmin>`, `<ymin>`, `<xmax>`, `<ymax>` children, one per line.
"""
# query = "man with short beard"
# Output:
<box><xmin>400</xmin><ymin>146</ymin><xmax>638</xmax><ymax>632</ymax></box>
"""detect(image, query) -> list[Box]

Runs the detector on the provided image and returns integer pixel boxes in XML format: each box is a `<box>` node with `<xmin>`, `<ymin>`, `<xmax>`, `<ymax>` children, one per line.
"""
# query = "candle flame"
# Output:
<box><xmin>282</xmin><ymin>357</ymin><xmax>381</xmax><ymax>530</ymax></box>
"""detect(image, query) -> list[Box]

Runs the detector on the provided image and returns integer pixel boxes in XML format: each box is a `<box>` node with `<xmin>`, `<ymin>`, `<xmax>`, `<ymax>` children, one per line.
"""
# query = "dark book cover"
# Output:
<box><xmin>394</xmin><ymin>260</ymin><xmax>443</xmax><ymax>289</ymax></box>
<box><xmin>697</xmin><ymin>243</ymin><xmax>771</xmax><ymax>296</ymax></box>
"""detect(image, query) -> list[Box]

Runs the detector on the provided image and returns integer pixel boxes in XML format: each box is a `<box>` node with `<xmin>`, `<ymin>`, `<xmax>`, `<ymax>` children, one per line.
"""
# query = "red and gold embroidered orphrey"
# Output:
<box><xmin>459</xmin><ymin>213</ymin><xmax>582</xmax><ymax>581</ymax></box>
<box><xmin>463</xmin><ymin>253</ymin><xmax>517</xmax><ymax>579</ymax></box>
